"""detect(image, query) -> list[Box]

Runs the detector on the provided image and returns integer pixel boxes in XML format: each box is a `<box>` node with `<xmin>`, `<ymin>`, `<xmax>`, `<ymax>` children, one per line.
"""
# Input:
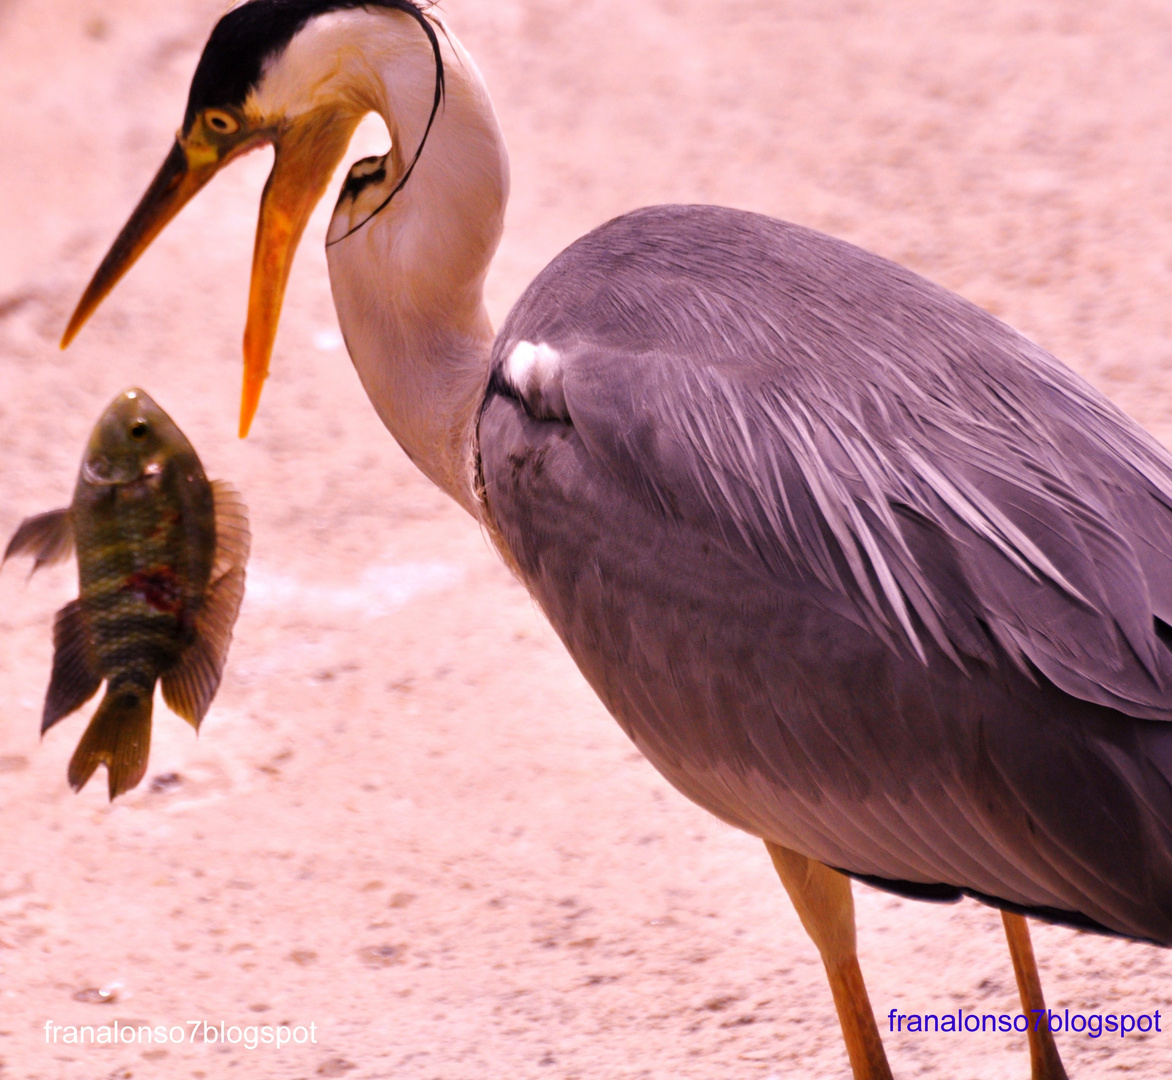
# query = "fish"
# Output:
<box><xmin>3</xmin><ymin>388</ymin><xmax>250</xmax><ymax>799</ymax></box>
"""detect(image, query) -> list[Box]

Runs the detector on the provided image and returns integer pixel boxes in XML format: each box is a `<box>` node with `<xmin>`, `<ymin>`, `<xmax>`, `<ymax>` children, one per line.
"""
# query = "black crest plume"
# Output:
<box><xmin>185</xmin><ymin>0</ymin><xmax>443</xmax><ymax>127</ymax></box>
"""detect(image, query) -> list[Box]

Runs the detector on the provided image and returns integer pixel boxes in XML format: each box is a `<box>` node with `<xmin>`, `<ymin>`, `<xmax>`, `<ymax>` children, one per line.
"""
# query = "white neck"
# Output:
<box><xmin>266</xmin><ymin>9</ymin><xmax>509</xmax><ymax>515</ymax></box>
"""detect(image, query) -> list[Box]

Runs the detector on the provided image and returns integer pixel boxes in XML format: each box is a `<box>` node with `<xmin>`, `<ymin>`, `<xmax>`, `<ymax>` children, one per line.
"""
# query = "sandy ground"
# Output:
<box><xmin>2</xmin><ymin>0</ymin><xmax>1172</xmax><ymax>1077</ymax></box>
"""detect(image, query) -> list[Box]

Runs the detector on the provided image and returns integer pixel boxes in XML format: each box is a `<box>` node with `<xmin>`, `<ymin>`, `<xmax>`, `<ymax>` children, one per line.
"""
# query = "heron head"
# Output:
<box><xmin>62</xmin><ymin>0</ymin><xmax>442</xmax><ymax>437</ymax></box>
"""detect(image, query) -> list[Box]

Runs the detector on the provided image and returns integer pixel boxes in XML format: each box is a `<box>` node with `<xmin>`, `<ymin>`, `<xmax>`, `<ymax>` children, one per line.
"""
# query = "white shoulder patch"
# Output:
<box><xmin>503</xmin><ymin>341</ymin><xmax>569</xmax><ymax>421</ymax></box>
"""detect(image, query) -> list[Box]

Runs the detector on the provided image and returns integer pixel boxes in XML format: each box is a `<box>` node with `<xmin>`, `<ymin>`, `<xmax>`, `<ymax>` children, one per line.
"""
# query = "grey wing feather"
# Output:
<box><xmin>479</xmin><ymin>205</ymin><xmax>1172</xmax><ymax>943</ymax></box>
<box><xmin>493</xmin><ymin>205</ymin><xmax>1172</xmax><ymax>721</ymax></box>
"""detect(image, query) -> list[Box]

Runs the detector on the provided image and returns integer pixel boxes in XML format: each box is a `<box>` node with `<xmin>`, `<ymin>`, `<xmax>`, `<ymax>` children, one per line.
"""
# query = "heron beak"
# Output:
<box><xmin>61</xmin><ymin>139</ymin><xmax>225</xmax><ymax>350</ymax></box>
<box><xmin>62</xmin><ymin>111</ymin><xmax>352</xmax><ymax>438</ymax></box>
<box><xmin>240</xmin><ymin>113</ymin><xmax>354</xmax><ymax>437</ymax></box>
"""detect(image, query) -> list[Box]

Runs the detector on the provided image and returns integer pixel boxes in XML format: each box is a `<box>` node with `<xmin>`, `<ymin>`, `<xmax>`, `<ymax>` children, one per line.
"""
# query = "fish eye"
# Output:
<box><xmin>204</xmin><ymin>109</ymin><xmax>239</xmax><ymax>135</ymax></box>
<box><xmin>129</xmin><ymin>420</ymin><xmax>149</xmax><ymax>440</ymax></box>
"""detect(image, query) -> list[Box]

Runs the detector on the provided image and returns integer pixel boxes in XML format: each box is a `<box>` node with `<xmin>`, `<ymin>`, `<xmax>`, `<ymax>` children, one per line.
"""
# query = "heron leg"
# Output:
<box><xmin>765</xmin><ymin>841</ymin><xmax>894</xmax><ymax>1080</ymax></box>
<box><xmin>1001</xmin><ymin>911</ymin><xmax>1069</xmax><ymax>1080</ymax></box>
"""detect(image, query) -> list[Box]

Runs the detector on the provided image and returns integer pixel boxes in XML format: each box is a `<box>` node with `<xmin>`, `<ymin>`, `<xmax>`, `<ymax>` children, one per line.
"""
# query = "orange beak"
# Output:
<box><xmin>238</xmin><ymin>114</ymin><xmax>355</xmax><ymax>436</ymax></box>
<box><xmin>63</xmin><ymin>112</ymin><xmax>354</xmax><ymax>437</ymax></box>
<box><xmin>62</xmin><ymin>138</ymin><xmax>222</xmax><ymax>349</ymax></box>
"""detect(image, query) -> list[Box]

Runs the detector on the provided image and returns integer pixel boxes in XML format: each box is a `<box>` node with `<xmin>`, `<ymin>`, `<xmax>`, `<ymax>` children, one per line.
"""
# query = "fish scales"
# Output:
<box><xmin>77</xmin><ymin>454</ymin><xmax>212</xmax><ymax>680</ymax></box>
<box><xmin>3</xmin><ymin>388</ymin><xmax>250</xmax><ymax>799</ymax></box>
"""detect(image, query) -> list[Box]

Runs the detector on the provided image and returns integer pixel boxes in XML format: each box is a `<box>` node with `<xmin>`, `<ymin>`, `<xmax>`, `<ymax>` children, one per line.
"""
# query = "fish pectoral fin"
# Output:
<box><xmin>42</xmin><ymin>599</ymin><xmax>102</xmax><ymax>734</ymax></box>
<box><xmin>162</xmin><ymin>565</ymin><xmax>246</xmax><ymax>730</ymax></box>
<box><xmin>4</xmin><ymin>508</ymin><xmax>74</xmax><ymax>576</ymax></box>
<box><xmin>68</xmin><ymin>687</ymin><xmax>153</xmax><ymax>800</ymax></box>
<box><xmin>210</xmin><ymin>480</ymin><xmax>251</xmax><ymax>580</ymax></box>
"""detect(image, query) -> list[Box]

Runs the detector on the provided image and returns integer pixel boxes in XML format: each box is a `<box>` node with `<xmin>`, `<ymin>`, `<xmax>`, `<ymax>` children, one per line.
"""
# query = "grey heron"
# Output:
<box><xmin>59</xmin><ymin>2</ymin><xmax>1172</xmax><ymax>1077</ymax></box>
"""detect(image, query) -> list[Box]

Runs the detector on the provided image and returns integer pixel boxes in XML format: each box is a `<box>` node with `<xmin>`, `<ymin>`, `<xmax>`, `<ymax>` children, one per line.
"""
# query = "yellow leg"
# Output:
<box><xmin>765</xmin><ymin>842</ymin><xmax>894</xmax><ymax>1080</ymax></box>
<box><xmin>1001</xmin><ymin>911</ymin><xmax>1069</xmax><ymax>1080</ymax></box>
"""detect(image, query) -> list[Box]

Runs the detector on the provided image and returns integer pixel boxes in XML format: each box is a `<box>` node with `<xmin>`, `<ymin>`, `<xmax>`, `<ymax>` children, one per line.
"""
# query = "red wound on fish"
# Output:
<box><xmin>125</xmin><ymin>566</ymin><xmax>183</xmax><ymax>614</ymax></box>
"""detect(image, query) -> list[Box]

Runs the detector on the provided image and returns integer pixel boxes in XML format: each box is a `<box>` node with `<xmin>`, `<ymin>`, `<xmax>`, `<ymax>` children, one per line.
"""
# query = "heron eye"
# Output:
<box><xmin>129</xmin><ymin>420</ymin><xmax>149</xmax><ymax>440</ymax></box>
<box><xmin>204</xmin><ymin>109</ymin><xmax>239</xmax><ymax>135</ymax></box>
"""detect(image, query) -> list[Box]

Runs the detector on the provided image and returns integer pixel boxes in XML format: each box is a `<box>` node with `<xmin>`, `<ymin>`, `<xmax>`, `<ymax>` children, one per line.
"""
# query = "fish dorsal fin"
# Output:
<box><xmin>161</xmin><ymin>481</ymin><xmax>250</xmax><ymax>730</ymax></box>
<box><xmin>42</xmin><ymin>598</ymin><xmax>102</xmax><ymax>734</ymax></box>
<box><xmin>4</xmin><ymin>508</ymin><xmax>74</xmax><ymax>576</ymax></box>
<box><xmin>162</xmin><ymin>567</ymin><xmax>246</xmax><ymax>729</ymax></box>
<box><xmin>209</xmin><ymin>480</ymin><xmax>251</xmax><ymax>580</ymax></box>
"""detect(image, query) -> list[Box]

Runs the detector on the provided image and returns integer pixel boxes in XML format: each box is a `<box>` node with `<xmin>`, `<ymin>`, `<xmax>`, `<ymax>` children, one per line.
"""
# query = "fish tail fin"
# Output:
<box><xmin>68</xmin><ymin>687</ymin><xmax>153</xmax><ymax>800</ymax></box>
